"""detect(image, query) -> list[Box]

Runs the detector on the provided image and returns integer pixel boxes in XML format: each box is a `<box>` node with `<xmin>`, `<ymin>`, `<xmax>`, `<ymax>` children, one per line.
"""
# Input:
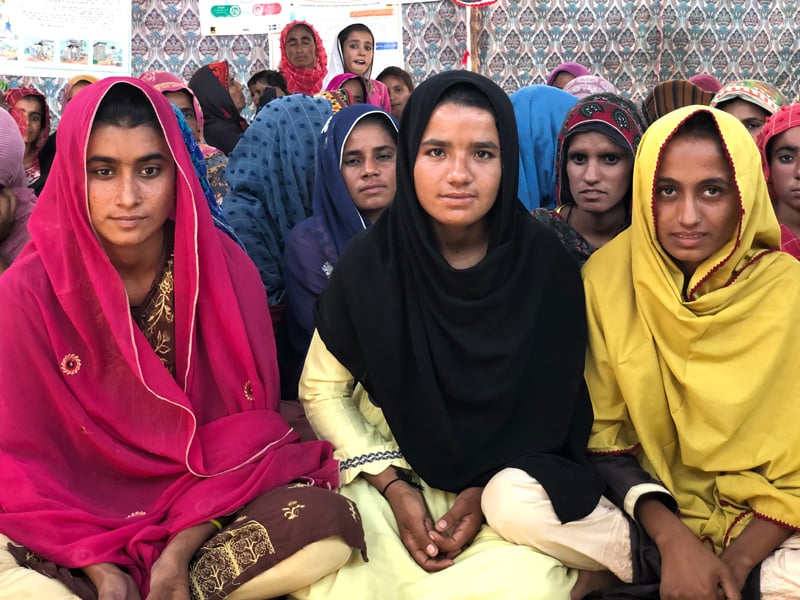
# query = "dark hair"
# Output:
<box><xmin>436</xmin><ymin>83</ymin><xmax>494</xmax><ymax>116</ymax></box>
<box><xmin>338</xmin><ymin>23</ymin><xmax>373</xmax><ymax>46</ymax></box>
<box><xmin>352</xmin><ymin>113</ymin><xmax>398</xmax><ymax>144</ymax></box>
<box><xmin>93</xmin><ymin>83</ymin><xmax>159</xmax><ymax>131</ymax></box>
<box><xmin>247</xmin><ymin>69</ymin><xmax>289</xmax><ymax>96</ymax></box>
<box><xmin>377</xmin><ymin>67</ymin><xmax>415</xmax><ymax>92</ymax></box>
<box><xmin>671</xmin><ymin>111</ymin><xmax>723</xmax><ymax>144</ymax></box>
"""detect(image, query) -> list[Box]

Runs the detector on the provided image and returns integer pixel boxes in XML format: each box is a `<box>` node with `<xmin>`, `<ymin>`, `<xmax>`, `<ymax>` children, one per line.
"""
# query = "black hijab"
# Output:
<box><xmin>188</xmin><ymin>62</ymin><xmax>247</xmax><ymax>155</ymax></box>
<box><xmin>315</xmin><ymin>71</ymin><xmax>602</xmax><ymax>522</ymax></box>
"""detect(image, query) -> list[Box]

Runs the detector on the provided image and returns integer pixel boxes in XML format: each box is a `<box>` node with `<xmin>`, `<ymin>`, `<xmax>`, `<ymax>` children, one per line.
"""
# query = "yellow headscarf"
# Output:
<box><xmin>583</xmin><ymin>105</ymin><xmax>800</xmax><ymax>552</ymax></box>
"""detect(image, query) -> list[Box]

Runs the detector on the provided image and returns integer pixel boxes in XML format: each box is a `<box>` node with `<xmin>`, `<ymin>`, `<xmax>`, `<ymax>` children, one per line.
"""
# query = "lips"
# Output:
<box><xmin>359</xmin><ymin>184</ymin><xmax>386</xmax><ymax>194</ymax></box>
<box><xmin>669</xmin><ymin>232</ymin><xmax>707</xmax><ymax>248</ymax></box>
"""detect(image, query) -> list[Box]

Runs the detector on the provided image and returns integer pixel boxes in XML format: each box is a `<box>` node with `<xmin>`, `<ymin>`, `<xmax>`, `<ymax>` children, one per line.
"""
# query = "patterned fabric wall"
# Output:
<box><xmin>3</xmin><ymin>0</ymin><xmax>800</xmax><ymax>124</ymax></box>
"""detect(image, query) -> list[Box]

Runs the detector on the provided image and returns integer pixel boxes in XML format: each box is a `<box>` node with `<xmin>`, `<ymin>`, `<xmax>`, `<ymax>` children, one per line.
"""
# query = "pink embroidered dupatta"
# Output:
<box><xmin>0</xmin><ymin>77</ymin><xmax>337</xmax><ymax>592</ymax></box>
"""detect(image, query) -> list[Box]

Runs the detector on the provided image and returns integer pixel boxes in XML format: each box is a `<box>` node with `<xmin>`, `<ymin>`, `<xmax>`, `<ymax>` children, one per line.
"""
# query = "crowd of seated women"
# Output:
<box><xmin>1</xmin><ymin>44</ymin><xmax>799</xmax><ymax>600</ymax></box>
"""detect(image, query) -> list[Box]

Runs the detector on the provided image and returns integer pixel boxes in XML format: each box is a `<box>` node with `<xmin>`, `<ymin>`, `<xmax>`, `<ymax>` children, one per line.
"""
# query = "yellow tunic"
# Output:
<box><xmin>293</xmin><ymin>331</ymin><xmax>575</xmax><ymax>600</ymax></box>
<box><xmin>584</xmin><ymin>106</ymin><xmax>800</xmax><ymax>553</ymax></box>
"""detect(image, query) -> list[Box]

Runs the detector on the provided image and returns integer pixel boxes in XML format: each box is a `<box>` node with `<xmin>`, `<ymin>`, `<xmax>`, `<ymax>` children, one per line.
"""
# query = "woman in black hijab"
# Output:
<box><xmin>297</xmin><ymin>71</ymin><xmax>603</xmax><ymax>598</ymax></box>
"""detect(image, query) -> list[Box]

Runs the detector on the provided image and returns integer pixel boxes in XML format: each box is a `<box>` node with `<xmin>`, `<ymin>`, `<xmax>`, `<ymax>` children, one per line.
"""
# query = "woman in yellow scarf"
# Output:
<box><xmin>483</xmin><ymin>106</ymin><xmax>800</xmax><ymax>600</ymax></box>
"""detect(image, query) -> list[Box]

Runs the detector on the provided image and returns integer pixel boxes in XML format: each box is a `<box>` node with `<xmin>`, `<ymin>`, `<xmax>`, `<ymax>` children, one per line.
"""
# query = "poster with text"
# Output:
<box><xmin>0</xmin><ymin>0</ymin><xmax>130</xmax><ymax>78</ymax></box>
<box><xmin>198</xmin><ymin>0</ymin><xmax>291</xmax><ymax>36</ymax></box>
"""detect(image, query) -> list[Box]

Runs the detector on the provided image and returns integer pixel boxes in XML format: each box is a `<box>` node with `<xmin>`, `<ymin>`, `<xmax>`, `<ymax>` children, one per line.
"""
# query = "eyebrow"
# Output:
<box><xmin>419</xmin><ymin>138</ymin><xmax>500</xmax><ymax>150</ymax></box>
<box><xmin>773</xmin><ymin>144</ymin><xmax>800</xmax><ymax>155</ymax></box>
<box><xmin>655</xmin><ymin>176</ymin><xmax>730</xmax><ymax>186</ymax></box>
<box><xmin>87</xmin><ymin>152</ymin><xmax>169</xmax><ymax>164</ymax></box>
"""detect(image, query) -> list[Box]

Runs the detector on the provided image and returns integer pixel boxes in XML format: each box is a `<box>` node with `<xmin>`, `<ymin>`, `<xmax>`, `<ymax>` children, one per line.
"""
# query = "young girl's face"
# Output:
<box><xmin>342</xmin><ymin>31</ymin><xmax>374</xmax><ymax>77</ymax></box>
<box><xmin>14</xmin><ymin>96</ymin><xmax>43</xmax><ymax>146</ymax></box>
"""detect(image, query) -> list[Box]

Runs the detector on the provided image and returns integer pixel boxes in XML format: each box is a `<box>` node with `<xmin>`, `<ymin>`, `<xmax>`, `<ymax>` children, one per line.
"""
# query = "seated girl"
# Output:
<box><xmin>322</xmin><ymin>23</ymin><xmax>390</xmax><ymax>113</ymax></box>
<box><xmin>281</xmin><ymin>105</ymin><xmax>397</xmax><ymax>399</ymax></box>
<box><xmin>4</xmin><ymin>86</ymin><xmax>52</xmax><ymax>195</ymax></box>
<box><xmin>485</xmin><ymin>106</ymin><xmax>800</xmax><ymax>599</ymax></box>
<box><xmin>295</xmin><ymin>71</ymin><xmax>604</xmax><ymax>599</ymax></box>
<box><xmin>532</xmin><ymin>93</ymin><xmax>644</xmax><ymax>264</ymax></box>
<box><xmin>0</xmin><ymin>77</ymin><xmax>365</xmax><ymax>600</ymax></box>
<box><xmin>756</xmin><ymin>104</ymin><xmax>800</xmax><ymax>259</ymax></box>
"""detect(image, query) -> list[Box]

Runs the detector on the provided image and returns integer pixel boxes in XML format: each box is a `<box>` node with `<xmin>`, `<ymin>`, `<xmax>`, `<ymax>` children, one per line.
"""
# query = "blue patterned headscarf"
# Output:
<box><xmin>313</xmin><ymin>105</ymin><xmax>398</xmax><ymax>255</ymax></box>
<box><xmin>510</xmin><ymin>85</ymin><xmax>578</xmax><ymax>210</ymax></box>
<box><xmin>170</xmin><ymin>104</ymin><xmax>244</xmax><ymax>248</ymax></box>
<box><xmin>222</xmin><ymin>94</ymin><xmax>334</xmax><ymax>304</ymax></box>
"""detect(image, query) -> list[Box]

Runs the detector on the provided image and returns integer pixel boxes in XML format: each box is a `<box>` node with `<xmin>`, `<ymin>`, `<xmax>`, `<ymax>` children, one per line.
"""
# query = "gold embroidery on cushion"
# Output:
<box><xmin>189</xmin><ymin>521</ymin><xmax>274</xmax><ymax>600</ymax></box>
<box><xmin>282</xmin><ymin>500</ymin><xmax>305</xmax><ymax>520</ymax></box>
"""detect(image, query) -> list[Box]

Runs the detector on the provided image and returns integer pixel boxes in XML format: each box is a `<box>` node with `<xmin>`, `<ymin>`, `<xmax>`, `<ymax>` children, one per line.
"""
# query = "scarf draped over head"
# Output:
<box><xmin>0</xmin><ymin>106</ymin><xmax>37</xmax><ymax>263</ymax></box>
<box><xmin>0</xmin><ymin>77</ymin><xmax>338</xmax><ymax>593</ymax></box>
<box><xmin>188</xmin><ymin>61</ymin><xmax>247</xmax><ymax>155</ymax></box>
<box><xmin>687</xmin><ymin>73</ymin><xmax>723</xmax><ymax>93</ymax></box>
<box><xmin>642</xmin><ymin>79</ymin><xmax>715</xmax><ymax>126</ymax></box>
<box><xmin>314</xmin><ymin>89</ymin><xmax>352</xmax><ymax>113</ymax></box>
<box><xmin>64</xmin><ymin>73</ymin><xmax>98</xmax><ymax>103</ymax></box>
<box><xmin>510</xmin><ymin>84</ymin><xmax>578</xmax><ymax>209</ymax></box>
<box><xmin>222</xmin><ymin>94</ymin><xmax>333</xmax><ymax>304</ymax></box>
<box><xmin>140</xmin><ymin>70</ymin><xmax>223</xmax><ymax>159</ymax></box>
<box><xmin>756</xmin><ymin>103</ymin><xmax>800</xmax><ymax>203</ymax></box>
<box><xmin>326</xmin><ymin>72</ymin><xmax>391</xmax><ymax>113</ymax></box>
<box><xmin>315</xmin><ymin>70</ymin><xmax>604</xmax><ymax>523</ymax></box>
<box><xmin>712</xmin><ymin>79</ymin><xmax>785</xmax><ymax>118</ymax></box>
<box><xmin>562</xmin><ymin>75</ymin><xmax>618</xmax><ymax>99</ymax></box>
<box><xmin>555</xmin><ymin>93</ymin><xmax>644</xmax><ymax>208</ymax></box>
<box><xmin>4</xmin><ymin>86</ymin><xmax>51</xmax><ymax>157</ymax></box>
<box><xmin>279</xmin><ymin>20</ymin><xmax>328</xmax><ymax>95</ymax></box>
<box><xmin>545</xmin><ymin>61</ymin><xmax>591</xmax><ymax>86</ymax></box>
<box><xmin>313</xmin><ymin>104</ymin><xmax>397</xmax><ymax>255</ymax></box>
<box><xmin>583</xmin><ymin>106</ymin><xmax>800</xmax><ymax>549</ymax></box>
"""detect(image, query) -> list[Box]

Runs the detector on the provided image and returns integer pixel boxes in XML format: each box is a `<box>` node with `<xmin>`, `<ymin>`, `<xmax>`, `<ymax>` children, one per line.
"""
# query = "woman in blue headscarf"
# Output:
<box><xmin>281</xmin><ymin>105</ymin><xmax>398</xmax><ymax>398</ymax></box>
<box><xmin>510</xmin><ymin>85</ymin><xmax>578</xmax><ymax>210</ymax></box>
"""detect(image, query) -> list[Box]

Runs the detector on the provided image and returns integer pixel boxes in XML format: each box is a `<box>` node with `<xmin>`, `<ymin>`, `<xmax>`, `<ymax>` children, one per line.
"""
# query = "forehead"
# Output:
<box><xmin>567</xmin><ymin>129</ymin><xmax>626</xmax><ymax>152</ymax></box>
<box><xmin>770</xmin><ymin>126</ymin><xmax>800</xmax><ymax>153</ymax></box>
<box><xmin>382</xmin><ymin>76</ymin><xmax>405</xmax><ymax>88</ymax></box>
<box><xmin>658</xmin><ymin>134</ymin><xmax>729</xmax><ymax>174</ymax></box>
<box><xmin>345</xmin><ymin>31</ymin><xmax>373</xmax><ymax>44</ymax></box>
<box><xmin>15</xmin><ymin>96</ymin><xmax>43</xmax><ymax>113</ymax></box>
<box><xmin>163</xmin><ymin>90</ymin><xmax>193</xmax><ymax>110</ymax></box>
<box><xmin>346</xmin><ymin>120</ymin><xmax>394</xmax><ymax>146</ymax></box>
<box><xmin>287</xmin><ymin>25</ymin><xmax>313</xmax><ymax>40</ymax></box>
<box><xmin>87</xmin><ymin>122</ymin><xmax>171</xmax><ymax>155</ymax></box>
<box><xmin>720</xmin><ymin>98</ymin><xmax>769</xmax><ymax>119</ymax></box>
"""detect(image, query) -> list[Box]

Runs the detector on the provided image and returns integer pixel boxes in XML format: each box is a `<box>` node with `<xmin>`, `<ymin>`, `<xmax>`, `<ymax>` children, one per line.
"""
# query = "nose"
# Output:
<box><xmin>116</xmin><ymin>174</ymin><xmax>141</xmax><ymax>208</ymax></box>
<box><xmin>583</xmin><ymin>158</ymin><xmax>600</xmax><ymax>184</ymax></box>
<box><xmin>446</xmin><ymin>153</ymin><xmax>472</xmax><ymax>184</ymax></box>
<box><xmin>676</xmin><ymin>197</ymin><xmax>701</xmax><ymax>226</ymax></box>
<box><xmin>362</xmin><ymin>156</ymin><xmax>379</xmax><ymax>177</ymax></box>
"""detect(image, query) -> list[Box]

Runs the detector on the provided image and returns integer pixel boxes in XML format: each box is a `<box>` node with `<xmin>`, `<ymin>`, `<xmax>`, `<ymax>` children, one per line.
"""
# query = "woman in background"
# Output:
<box><xmin>4</xmin><ymin>86</ymin><xmax>52</xmax><ymax>194</ymax></box>
<box><xmin>323</xmin><ymin>23</ymin><xmax>390</xmax><ymax>113</ymax></box>
<box><xmin>532</xmin><ymin>93</ymin><xmax>643</xmax><ymax>264</ymax></box>
<box><xmin>189</xmin><ymin>61</ymin><xmax>248</xmax><ymax>155</ymax></box>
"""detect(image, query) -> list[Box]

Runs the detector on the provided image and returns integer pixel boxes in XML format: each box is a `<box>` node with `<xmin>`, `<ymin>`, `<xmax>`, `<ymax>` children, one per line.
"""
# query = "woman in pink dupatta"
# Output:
<box><xmin>0</xmin><ymin>77</ymin><xmax>363</xmax><ymax>599</ymax></box>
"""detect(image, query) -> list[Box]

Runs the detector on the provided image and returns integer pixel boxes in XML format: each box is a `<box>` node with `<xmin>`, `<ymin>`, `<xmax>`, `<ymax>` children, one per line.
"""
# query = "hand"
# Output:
<box><xmin>0</xmin><ymin>186</ymin><xmax>18</xmax><ymax>243</ymax></box>
<box><xmin>427</xmin><ymin>486</ymin><xmax>483</xmax><ymax>559</ymax></box>
<box><xmin>385</xmin><ymin>481</ymin><xmax>454</xmax><ymax>572</ymax></box>
<box><xmin>83</xmin><ymin>563</ymin><xmax>142</xmax><ymax>600</ymax></box>
<box><xmin>658</xmin><ymin>531</ymin><xmax>740</xmax><ymax>600</ymax></box>
<box><xmin>147</xmin><ymin>553</ymin><xmax>190</xmax><ymax>600</ymax></box>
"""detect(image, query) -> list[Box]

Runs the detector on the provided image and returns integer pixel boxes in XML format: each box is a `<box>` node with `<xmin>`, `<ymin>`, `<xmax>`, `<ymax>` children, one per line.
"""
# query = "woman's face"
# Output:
<box><xmin>654</xmin><ymin>134</ymin><xmax>740</xmax><ymax>278</ymax></box>
<box><xmin>86</xmin><ymin>123</ymin><xmax>175</xmax><ymax>264</ymax></box>
<box><xmin>413</xmin><ymin>101</ymin><xmax>501</xmax><ymax>235</ymax></box>
<box><xmin>340</xmin><ymin>120</ymin><xmax>397</xmax><ymax>223</ymax></box>
<box><xmin>719</xmin><ymin>98</ymin><xmax>770</xmax><ymax>140</ymax></box>
<box><xmin>342</xmin><ymin>31</ymin><xmax>373</xmax><ymax>77</ymax></box>
<box><xmin>163</xmin><ymin>91</ymin><xmax>202</xmax><ymax>144</ymax></box>
<box><xmin>227</xmin><ymin>75</ymin><xmax>246</xmax><ymax>112</ymax></box>
<box><xmin>14</xmin><ymin>96</ymin><xmax>43</xmax><ymax>146</ymax></box>
<box><xmin>551</xmin><ymin>72</ymin><xmax>575</xmax><ymax>89</ymax></box>
<box><xmin>565</xmin><ymin>131</ymin><xmax>632</xmax><ymax>214</ymax></box>
<box><xmin>285</xmin><ymin>25</ymin><xmax>316</xmax><ymax>69</ymax></box>
<box><xmin>341</xmin><ymin>79</ymin><xmax>365</xmax><ymax>104</ymax></box>
<box><xmin>381</xmin><ymin>75</ymin><xmax>411</xmax><ymax>120</ymax></box>
<box><xmin>767</xmin><ymin>126</ymin><xmax>800</xmax><ymax>214</ymax></box>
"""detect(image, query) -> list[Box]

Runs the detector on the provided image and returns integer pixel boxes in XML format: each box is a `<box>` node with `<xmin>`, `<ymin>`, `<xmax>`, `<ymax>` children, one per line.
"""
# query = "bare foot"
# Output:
<box><xmin>84</xmin><ymin>563</ymin><xmax>142</xmax><ymax>600</ymax></box>
<box><xmin>147</xmin><ymin>555</ymin><xmax>190</xmax><ymax>600</ymax></box>
<box><xmin>571</xmin><ymin>569</ymin><xmax>621</xmax><ymax>600</ymax></box>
